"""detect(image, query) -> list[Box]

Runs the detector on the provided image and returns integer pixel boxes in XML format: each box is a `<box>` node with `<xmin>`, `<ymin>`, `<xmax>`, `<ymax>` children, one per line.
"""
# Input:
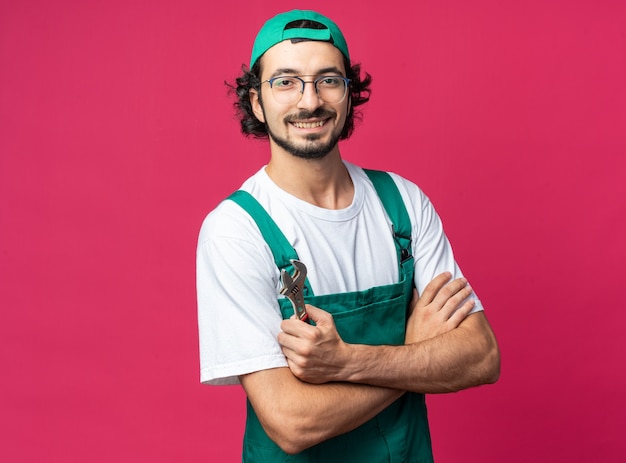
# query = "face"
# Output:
<box><xmin>250</xmin><ymin>40</ymin><xmax>350</xmax><ymax>160</ymax></box>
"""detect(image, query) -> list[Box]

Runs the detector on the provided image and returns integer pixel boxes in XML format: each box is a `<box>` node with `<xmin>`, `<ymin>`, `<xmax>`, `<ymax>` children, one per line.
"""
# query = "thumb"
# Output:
<box><xmin>304</xmin><ymin>304</ymin><xmax>332</xmax><ymax>325</ymax></box>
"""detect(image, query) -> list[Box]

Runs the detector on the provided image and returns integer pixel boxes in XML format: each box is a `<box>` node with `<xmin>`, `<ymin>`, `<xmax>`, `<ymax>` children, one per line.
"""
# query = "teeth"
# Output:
<box><xmin>292</xmin><ymin>121</ymin><xmax>325</xmax><ymax>129</ymax></box>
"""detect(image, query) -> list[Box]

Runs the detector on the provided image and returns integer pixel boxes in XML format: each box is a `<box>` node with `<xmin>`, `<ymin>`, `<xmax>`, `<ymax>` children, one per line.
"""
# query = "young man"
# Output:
<box><xmin>197</xmin><ymin>10</ymin><xmax>500</xmax><ymax>462</ymax></box>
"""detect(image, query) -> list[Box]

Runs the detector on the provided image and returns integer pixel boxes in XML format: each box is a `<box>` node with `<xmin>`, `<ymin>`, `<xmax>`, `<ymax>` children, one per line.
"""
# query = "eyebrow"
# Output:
<box><xmin>268</xmin><ymin>66</ymin><xmax>345</xmax><ymax>79</ymax></box>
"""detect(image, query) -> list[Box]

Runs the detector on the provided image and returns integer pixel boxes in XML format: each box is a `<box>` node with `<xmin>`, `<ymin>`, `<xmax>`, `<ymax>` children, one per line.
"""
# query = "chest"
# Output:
<box><xmin>271</xmin><ymin>203</ymin><xmax>399</xmax><ymax>295</ymax></box>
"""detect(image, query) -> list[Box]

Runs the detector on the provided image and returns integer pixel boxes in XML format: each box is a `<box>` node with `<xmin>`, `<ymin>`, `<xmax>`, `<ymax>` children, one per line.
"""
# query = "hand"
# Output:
<box><xmin>277</xmin><ymin>305</ymin><xmax>349</xmax><ymax>384</ymax></box>
<box><xmin>406</xmin><ymin>272</ymin><xmax>476</xmax><ymax>344</ymax></box>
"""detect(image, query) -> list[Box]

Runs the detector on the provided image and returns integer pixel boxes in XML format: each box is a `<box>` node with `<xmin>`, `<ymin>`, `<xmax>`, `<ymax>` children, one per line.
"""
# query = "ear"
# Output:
<box><xmin>250</xmin><ymin>88</ymin><xmax>266</xmax><ymax>123</ymax></box>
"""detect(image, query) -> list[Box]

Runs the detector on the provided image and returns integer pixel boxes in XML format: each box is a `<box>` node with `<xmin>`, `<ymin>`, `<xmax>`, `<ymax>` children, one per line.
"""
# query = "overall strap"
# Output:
<box><xmin>363</xmin><ymin>169</ymin><xmax>413</xmax><ymax>269</ymax></box>
<box><xmin>227</xmin><ymin>190</ymin><xmax>314</xmax><ymax>295</ymax></box>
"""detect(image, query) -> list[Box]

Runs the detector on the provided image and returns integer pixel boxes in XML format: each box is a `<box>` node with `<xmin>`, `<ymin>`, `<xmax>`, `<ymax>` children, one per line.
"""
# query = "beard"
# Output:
<box><xmin>265</xmin><ymin>108</ymin><xmax>343</xmax><ymax>160</ymax></box>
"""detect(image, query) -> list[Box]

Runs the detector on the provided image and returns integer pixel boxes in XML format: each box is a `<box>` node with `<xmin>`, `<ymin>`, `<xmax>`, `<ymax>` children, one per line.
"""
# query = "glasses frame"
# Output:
<box><xmin>262</xmin><ymin>75</ymin><xmax>351</xmax><ymax>104</ymax></box>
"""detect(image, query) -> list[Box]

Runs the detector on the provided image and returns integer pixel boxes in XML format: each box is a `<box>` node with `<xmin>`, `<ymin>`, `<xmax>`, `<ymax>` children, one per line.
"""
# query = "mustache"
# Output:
<box><xmin>285</xmin><ymin>108</ymin><xmax>336</xmax><ymax>122</ymax></box>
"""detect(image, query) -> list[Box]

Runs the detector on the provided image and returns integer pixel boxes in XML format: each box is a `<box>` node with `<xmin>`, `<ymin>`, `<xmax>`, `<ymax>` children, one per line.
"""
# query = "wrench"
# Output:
<box><xmin>280</xmin><ymin>259</ymin><xmax>309</xmax><ymax>322</ymax></box>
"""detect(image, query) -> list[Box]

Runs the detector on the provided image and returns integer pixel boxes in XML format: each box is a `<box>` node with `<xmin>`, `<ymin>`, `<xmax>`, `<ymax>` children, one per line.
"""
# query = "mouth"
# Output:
<box><xmin>290</xmin><ymin>119</ymin><xmax>327</xmax><ymax>129</ymax></box>
<box><xmin>286</xmin><ymin>109</ymin><xmax>335</xmax><ymax>131</ymax></box>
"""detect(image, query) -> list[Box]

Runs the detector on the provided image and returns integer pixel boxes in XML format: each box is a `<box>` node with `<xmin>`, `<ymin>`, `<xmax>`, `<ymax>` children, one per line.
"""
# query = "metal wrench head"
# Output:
<box><xmin>279</xmin><ymin>259</ymin><xmax>309</xmax><ymax>321</ymax></box>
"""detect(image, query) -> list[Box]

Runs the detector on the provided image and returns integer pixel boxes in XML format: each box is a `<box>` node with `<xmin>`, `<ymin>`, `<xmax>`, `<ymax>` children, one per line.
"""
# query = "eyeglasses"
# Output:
<box><xmin>262</xmin><ymin>75</ymin><xmax>351</xmax><ymax>104</ymax></box>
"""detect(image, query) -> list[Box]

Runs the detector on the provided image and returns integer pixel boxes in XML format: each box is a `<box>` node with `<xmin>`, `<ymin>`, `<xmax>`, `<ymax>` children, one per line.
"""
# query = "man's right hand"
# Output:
<box><xmin>278</xmin><ymin>305</ymin><xmax>350</xmax><ymax>384</ymax></box>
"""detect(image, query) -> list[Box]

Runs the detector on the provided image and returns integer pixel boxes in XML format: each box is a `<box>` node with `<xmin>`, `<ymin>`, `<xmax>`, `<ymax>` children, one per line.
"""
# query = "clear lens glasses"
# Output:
<box><xmin>263</xmin><ymin>75</ymin><xmax>350</xmax><ymax>104</ymax></box>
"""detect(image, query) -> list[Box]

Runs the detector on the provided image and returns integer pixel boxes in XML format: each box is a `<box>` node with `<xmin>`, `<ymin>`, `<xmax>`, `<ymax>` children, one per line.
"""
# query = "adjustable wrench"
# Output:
<box><xmin>280</xmin><ymin>259</ymin><xmax>309</xmax><ymax>322</ymax></box>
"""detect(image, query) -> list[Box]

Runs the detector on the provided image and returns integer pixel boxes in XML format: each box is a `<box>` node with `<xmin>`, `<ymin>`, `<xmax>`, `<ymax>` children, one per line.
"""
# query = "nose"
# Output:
<box><xmin>297</xmin><ymin>80</ymin><xmax>323</xmax><ymax>111</ymax></box>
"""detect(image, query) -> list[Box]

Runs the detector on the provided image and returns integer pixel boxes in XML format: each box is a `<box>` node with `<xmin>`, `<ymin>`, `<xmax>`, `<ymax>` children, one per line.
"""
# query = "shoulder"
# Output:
<box><xmin>384</xmin><ymin>171</ymin><xmax>435</xmax><ymax>224</ymax></box>
<box><xmin>348</xmin><ymin>163</ymin><xmax>432</xmax><ymax>214</ymax></box>
<box><xmin>197</xmin><ymin>198</ymin><xmax>259</xmax><ymax>249</ymax></box>
<box><xmin>347</xmin><ymin>163</ymin><xmax>426</xmax><ymax>198</ymax></box>
<box><xmin>386</xmin><ymin>171</ymin><xmax>429</xmax><ymax>206</ymax></box>
<box><xmin>355</xmin><ymin>165</ymin><xmax>441</xmax><ymax>238</ymax></box>
<box><xmin>197</xmin><ymin>168</ymin><xmax>270</xmax><ymax>249</ymax></box>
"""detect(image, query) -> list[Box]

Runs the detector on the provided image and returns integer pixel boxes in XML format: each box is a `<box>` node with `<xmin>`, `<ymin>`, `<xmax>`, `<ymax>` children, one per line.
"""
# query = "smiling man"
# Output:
<box><xmin>197</xmin><ymin>10</ymin><xmax>500</xmax><ymax>462</ymax></box>
<box><xmin>251</xmin><ymin>45</ymin><xmax>348</xmax><ymax>160</ymax></box>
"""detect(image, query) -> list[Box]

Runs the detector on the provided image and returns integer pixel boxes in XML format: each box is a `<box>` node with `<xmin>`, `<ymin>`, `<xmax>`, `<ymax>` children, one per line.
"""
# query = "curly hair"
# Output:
<box><xmin>227</xmin><ymin>55</ymin><xmax>372</xmax><ymax>141</ymax></box>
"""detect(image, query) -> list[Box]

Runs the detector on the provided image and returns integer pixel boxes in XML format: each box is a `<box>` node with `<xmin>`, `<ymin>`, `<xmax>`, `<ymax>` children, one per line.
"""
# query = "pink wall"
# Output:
<box><xmin>1</xmin><ymin>1</ymin><xmax>625</xmax><ymax>461</ymax></box>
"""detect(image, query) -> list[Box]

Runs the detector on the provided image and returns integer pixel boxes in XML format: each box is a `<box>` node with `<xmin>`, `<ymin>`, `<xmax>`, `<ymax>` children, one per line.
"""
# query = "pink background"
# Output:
<box><xmin>1</xmin><ymin>1</ymin><xmax>625</xmax><ymax>461</ymax></box>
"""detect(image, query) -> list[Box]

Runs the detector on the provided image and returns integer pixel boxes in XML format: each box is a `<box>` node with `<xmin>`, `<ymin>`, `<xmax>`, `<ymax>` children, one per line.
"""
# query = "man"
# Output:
<box><xmin>197</xmin><ymin>10</ymin><xmax>500</xmax><ymax>462</ymax></box>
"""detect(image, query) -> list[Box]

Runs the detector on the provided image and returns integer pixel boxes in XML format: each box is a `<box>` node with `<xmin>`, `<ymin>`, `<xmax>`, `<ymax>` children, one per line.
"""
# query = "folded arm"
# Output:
<box><xmin>242</xmin><ymin>274</ymin><xmax>499</xmax><ymax>454</ymax></box>
<box><xmin>342</xmin><ymin>310</ymin><xmax>499</xmax><ymax>392</ymax></box>
<box><xmin>239</xmin><ymin>367</ymin><xmax>403</xmax><ymax>454</ymax></box>
<box><xmin>279</xmin><ymin>273</ymin><xmax>500</xmax><ymax>393</ymax></box>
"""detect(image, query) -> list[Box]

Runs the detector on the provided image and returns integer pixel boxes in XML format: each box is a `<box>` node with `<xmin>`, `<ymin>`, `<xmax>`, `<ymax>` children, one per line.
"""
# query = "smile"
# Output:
<box><xmin>291</xmin><ymin>120</ymin><xmax>327</xmax><ymax>129</ymax></box>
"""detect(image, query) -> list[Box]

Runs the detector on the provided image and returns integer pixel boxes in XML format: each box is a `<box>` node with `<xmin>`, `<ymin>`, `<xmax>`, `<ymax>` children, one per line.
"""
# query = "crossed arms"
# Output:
<box><xmin>239</xmin><ymin>272</ymin><xmax>501</xmax><ymax>454</ymax></box>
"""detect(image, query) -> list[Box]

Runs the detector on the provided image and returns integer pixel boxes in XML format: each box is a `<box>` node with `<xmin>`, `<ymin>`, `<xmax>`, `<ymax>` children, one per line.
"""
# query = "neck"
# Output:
<box><xmin>265</xmin><ymin>146</ymin><xmax>354</xmax><ymax>210</ymax></box>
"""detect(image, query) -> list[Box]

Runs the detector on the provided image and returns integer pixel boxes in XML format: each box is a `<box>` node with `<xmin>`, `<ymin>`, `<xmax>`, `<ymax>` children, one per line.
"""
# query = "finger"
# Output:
<box><xmin>431</xmin><ymin>277</ymin><xmax>469</xmax><ymax>308</ymax></box>
<box><xmin>305</xmin><ymin>305</ymin><xmax>333</xmax><ymax>326</ymax></box>
<box><xmin>439</xmin><ymin>283</ymin><xmax>474</xmax><ymax>315</ymax></box>
<box><xmin>280</xmin><ymin>317</ymin><xmax>314</xmax><ymax>337</ymax></box>
<box><xmin>417</xmin><ymin>272</ymin><xmax>452</xmax><ymax>306</ymax></box>
<box><xmin>446</xmin><ymin>299</ymin><xmax>476</xmax><ymax>327</ymax></box>
<box><xmin>277</xmin><ymin>330</ymin><xmax>296</xmax><ymax>352</ymax></box>
<box><xmin>278</xmin><ymin>327</ymin><xmax>312</xmax><ymax>356</ymax></box>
